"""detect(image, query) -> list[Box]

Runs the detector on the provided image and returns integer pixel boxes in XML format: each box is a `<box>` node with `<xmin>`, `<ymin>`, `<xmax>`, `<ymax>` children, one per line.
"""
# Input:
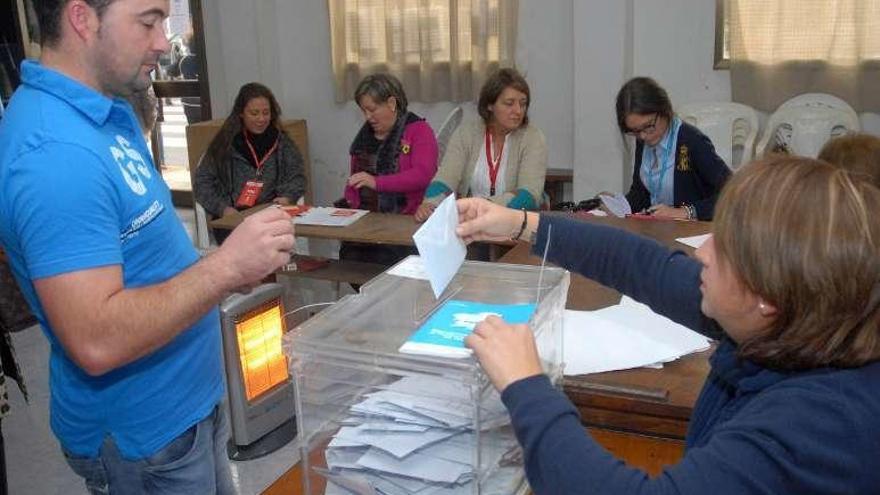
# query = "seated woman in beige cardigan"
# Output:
<box><xmin>415</xmin><ymin>68</ymin><xmax>548</xmax><ymax>222</ymax></box>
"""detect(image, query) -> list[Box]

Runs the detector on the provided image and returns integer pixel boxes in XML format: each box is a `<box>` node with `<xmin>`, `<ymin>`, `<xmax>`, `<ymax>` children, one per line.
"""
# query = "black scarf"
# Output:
<box><xmin>349</xmin><ymin>112</ymin><xmax>422</xmax><ymax>213</ymax></box>
<box><xmin>233</xmin><ymin>125</ymin><xmax>280</xmax><ymax>169</ymax></box>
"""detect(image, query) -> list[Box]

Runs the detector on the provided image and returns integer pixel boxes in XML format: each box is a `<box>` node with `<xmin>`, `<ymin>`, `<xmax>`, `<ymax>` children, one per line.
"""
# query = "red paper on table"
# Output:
<box><xmin>330</xmin><ymin>209</ymin><xmax>358</xmax><ymax>217</ymax></box>
<box><xmin>281</xmin><ymin>205</ymin><xmax>312</xmax><ymax>217</ymax></box>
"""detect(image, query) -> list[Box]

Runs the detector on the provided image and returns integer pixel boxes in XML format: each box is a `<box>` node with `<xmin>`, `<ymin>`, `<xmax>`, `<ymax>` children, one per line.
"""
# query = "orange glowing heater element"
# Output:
<box><xmin>234</xmin><ymin>301</ymin><xmax>289</xmax><ymax>402</ymax></box>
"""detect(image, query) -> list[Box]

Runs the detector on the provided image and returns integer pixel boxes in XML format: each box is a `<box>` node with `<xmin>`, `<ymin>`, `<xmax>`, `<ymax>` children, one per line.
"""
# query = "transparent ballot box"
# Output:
<box><xmin>284</xmin><ymin>258</ymin><xmax>569</xmax><ymax>495</ymax></box>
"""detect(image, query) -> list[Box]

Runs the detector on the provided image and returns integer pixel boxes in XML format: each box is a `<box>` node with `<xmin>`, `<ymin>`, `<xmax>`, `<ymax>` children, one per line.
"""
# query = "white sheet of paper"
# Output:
<box><xmin>356</xmin><ymin>447</ymin><xmax>471</xmax><ymax>484</ymax></box>
<box><xmin>676</xmin><ymin>233</ymin><xmax>711</xmax><ymax>249</ymax></box>
<box><xmin>386</xmin><ymin>255</ymin><xmax>430</xmax><ymax>280</ymax></box>
<box><xmin>294</xmin><ymin>207</ymin><xmax>369</xmax><ymax>227</ymax></box>
<box><xmin>325</xmin><ymin>447</ymin><xmax>367</xmax><ymax>470</ymax></box>
<box><xmin>315</xmin><ymin>468</ymin><xmax>378</xmax><ymax>495</ymax></box>
<box><xmin>412</xmin><ymin>194</ymin><xmax>467</xmax><ymax>298</ymax></box>
<box><xmin>328</xmin><ymin>436</ymin><xmax>366</xmax><ymax>448</ymax></box>
<box><xmin>358</xmin><ymin>421</ymin><xmax>429</xmax><ymax>432</ymax></box>
<box><xmin>349</xmin><ymin>398</ymin><xmax>447</xmax><ymax>427</ymax></box>
<box><xmin>415</xmin><ymin>432</ymin><xmax>513</xmax><ymax>465</ymax></box>
<box><xmin>615</xmin><ymin>296</ymin><xmax>713</xmax><ymax>352</ymax></box>
<box><xmin>334</xmin><ymin>425</ymin><xmax>458</xmax><ymax>459</ymax></box>
<box><xmin>599</xmin><ymin>193</ymin><xmax>632</xmax><ymax>217</ymax></box>
<box><xmin>562</xmin><ymin>298</ymin><xmax>711</xmax><ymax>375</ymax></box>
<box><xmin>375</xmin><ymin>472</ymin><xmax>432</xmax><ymax>493</ymax></box>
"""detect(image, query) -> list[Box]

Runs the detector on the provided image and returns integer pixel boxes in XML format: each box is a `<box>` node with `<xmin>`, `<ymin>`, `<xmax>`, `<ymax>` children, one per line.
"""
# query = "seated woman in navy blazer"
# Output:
<box><xmin>617</xmin><ymin>77</ymin><xmax>729</xmax><ymax>220</ymax></box>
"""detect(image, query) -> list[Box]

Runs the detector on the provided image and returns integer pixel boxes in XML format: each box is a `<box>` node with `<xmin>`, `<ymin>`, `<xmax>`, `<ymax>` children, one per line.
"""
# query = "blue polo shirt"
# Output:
<box><xmin>0</xmin><ymin>61</ymin><xmax>224</xmax><ymax>459</ymax></box>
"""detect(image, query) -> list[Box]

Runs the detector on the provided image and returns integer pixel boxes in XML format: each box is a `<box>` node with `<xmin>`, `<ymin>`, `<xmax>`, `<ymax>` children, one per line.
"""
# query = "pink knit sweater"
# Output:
<box><xmin>344</xmin><ymin>120</ymin><xmax>438</xmax><ymax>214</ymax></box>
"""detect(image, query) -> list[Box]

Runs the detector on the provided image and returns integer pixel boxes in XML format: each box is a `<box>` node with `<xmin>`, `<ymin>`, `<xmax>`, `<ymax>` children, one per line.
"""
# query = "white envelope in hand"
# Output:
<box><xmin>412</xmin><ymin>194</ymin><xmax>467</xmax><ymax>298</ymax></box>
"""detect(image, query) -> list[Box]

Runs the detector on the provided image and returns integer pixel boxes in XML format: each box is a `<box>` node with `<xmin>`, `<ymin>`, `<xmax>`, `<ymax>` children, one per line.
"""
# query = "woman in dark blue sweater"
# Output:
<box><xmin>618</xmin><ymin>77</ymin><xmax>730</xmax><ymax>220</ymax></box>
<box><xmin>455</xmin><ymin>156</ymin><xmax>880</xmax><ymax>494</ymax></box>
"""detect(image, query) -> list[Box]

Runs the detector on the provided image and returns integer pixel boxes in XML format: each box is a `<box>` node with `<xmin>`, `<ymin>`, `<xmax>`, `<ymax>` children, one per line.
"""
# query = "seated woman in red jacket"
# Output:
<box><xmin>337</xmin><ymin>73</ymin><xmax>438</xmax><ymax>266</ymax></box>
<box><xmin>455</xmin><ymin>156</ymin><xmax>880</xmax><ymax>494</ymax></box>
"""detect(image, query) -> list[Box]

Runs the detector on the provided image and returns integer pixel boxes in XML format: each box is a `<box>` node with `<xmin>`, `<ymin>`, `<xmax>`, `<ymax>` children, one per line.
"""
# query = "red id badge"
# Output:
<box><xmin>235</xmin><ymin>180</ymin><xmax>264</xmax><ymax>208</ymax></box>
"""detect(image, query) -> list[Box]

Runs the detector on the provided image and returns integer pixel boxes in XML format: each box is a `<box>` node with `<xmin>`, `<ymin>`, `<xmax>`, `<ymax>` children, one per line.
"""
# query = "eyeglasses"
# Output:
<box><xmin>625</xmin><ymin>113</ymin><xmax>659</xmax><ymax>137</ymax></box>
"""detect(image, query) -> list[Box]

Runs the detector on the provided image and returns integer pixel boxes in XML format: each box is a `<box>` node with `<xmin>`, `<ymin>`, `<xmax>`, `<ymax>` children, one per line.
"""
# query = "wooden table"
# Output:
<box><xmin>500</xmin><ymin>213</ymin><xmax>712</xmax><ymax>474</ymax></box>
<box><xmin>210</xmin><ymin>206</ymin><xmax>421</xmax><ymax>246</ymax></box>
<box><xmin>211</xmin><ymin>207</ymin><xmax>425</xmax><ymax>288</ymax></box>
<box><xmin>211</xmin><ymin>207</ymin><xmax>514</xmax><ymax>264</ymax></box>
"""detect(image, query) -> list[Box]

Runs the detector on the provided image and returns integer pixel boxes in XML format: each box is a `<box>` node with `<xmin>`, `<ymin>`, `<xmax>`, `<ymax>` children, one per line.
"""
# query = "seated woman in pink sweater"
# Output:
<box><xmin>337</xmin><ymin>73</ymin><xmax>438</xmax><ymax>266</ymax></box>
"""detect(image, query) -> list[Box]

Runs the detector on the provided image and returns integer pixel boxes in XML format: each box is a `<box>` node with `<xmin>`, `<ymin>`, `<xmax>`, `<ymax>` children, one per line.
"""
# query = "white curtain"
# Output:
<box><xmin>327</xmin><ymin>0</ymin><xmax>519</xmax><ymax>103</ymax></box>
<box><xmin>728</xmin><ymin>0</ymin><xmax>880</xmax><ymax>112</ymax></box>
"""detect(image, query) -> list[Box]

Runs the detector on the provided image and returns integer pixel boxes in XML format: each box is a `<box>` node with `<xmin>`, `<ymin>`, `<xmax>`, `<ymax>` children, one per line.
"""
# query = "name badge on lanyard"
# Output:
<box><xmin>485</xmin><ymin>129</ymin><xmax>504</xmax><ymax>196</ymax></box>
<box><xmin>236</xmin><ymin>180</ymin><xmax>264</xmax><ymax>208</ymax></box>
<box><xmin>235</xmin><ymin>130</ymin><xmax>279</xmax><ymax>208</ymax></box>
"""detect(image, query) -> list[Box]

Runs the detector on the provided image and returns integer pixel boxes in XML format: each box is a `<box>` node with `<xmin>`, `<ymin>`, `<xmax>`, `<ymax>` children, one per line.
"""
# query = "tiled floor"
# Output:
<box><xmin>3</xmin><ymin>207</ymin><xmax>325</xmax><ymax>494</ymax></box>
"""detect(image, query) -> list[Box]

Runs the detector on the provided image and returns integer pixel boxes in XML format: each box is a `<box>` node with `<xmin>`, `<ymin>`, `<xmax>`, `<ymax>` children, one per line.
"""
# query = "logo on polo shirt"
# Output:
<box><xmin>110</xmin><ymin>135</ymin><xmax>152</xmax><ymax>196</ymax></box>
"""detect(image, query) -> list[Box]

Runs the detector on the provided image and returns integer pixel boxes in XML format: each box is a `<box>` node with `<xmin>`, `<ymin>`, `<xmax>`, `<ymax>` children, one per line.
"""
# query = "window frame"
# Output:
<box><xmin>714</xmin><ymin>0</ymin><xmax>729</xmax><ymax>69</ymax></box>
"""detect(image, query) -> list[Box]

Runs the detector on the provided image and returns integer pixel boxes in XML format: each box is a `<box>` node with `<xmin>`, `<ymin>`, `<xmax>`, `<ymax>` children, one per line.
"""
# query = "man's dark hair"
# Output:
<box><xmin>35</xmin><ymin>0</ymin><xmax>117</xmax><ymax>47</ymax></box>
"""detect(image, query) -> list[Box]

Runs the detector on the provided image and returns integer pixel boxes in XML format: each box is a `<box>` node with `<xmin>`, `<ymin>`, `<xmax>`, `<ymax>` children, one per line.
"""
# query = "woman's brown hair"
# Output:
<box><xmin>614</xmin><ymin>77</ymin><xmax>674</xmax><ymax>135</ymax></box>
<box><xmin>713</xmin><ymin>155</ymin><xmax>880</xmax><ymax>370</ymax></box>
<box><xmin>818</xmin><ymin>133</ymin><xmax>880</xmax><ymax>188</ymax></box>
<box><xmin>203</xmin><ymin>82</ymin><xmax>285</xmax><ymax>177</ymax></box>
<box><xmin>477</xmin><ymin>68</ymin><xmax>530</xmax><ymax>127</ymax></box>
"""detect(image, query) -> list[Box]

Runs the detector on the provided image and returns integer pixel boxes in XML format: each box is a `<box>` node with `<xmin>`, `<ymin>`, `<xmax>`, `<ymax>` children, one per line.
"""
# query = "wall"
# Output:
<box><xmin>203</xmin><ymin>0</ymin><xmax>573</xmax><ymax>207</ymax></box>
<box><xmin>202</xmin><ymin>0</ymin><xmax>879</xmax><ymax>207</ymax></box>
<box><xmin>572</xmin><ymin>0</ymin><xmax>632</xmax><ymax>199</ymax></box>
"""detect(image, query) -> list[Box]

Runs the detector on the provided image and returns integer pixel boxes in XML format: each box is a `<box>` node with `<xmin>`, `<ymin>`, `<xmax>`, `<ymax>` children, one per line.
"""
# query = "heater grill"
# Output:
<box><xmin>220</xmin><ymin>283</ymin><xmax>297</xmax><ymax>460</ymax></box>
<box><xmin>234</xmin><ymin>300</ymin><xmax>288</xmax><ymax>402</ymax></box>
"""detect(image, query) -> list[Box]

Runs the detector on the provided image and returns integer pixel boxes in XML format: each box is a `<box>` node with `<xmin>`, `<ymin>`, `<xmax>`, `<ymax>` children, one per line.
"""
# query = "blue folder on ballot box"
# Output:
<box><xmin>399</xmin><ymin>299</ymin><xmax>537</xmax><ymax>358</ymax></box>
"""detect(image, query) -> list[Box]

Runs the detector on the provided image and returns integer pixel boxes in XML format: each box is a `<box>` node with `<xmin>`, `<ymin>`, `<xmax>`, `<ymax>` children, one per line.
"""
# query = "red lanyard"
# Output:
<box><xmin>484</xmin><ymin>129</ymin><xmax>505</xmax><ymax>196</ymax></box>
<box><xmin>244</xmin><ymin>129</ymin><xmax>280</xmax><ymax>177</ymax></box>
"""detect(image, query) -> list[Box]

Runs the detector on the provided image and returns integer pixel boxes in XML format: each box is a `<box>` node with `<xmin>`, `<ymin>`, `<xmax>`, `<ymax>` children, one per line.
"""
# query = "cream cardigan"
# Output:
<box><xmin>424</xmin><ymin>119</ymin><xmax>548</xmax><ymax>207</ymax></box>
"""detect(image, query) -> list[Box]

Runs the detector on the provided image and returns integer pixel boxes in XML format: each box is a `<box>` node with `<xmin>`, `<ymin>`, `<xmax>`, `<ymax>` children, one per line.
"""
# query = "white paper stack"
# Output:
<box><xmin>563</xmin><ymin>296</ymin><xmax>712</xmax><ymax>375</ymax></box>
<box><xmin>294</xmin><ymin>207</ymin><xmax>369</xmax><ymax>227</ymax></box>
<box><xmin>318</xmin><ymin>375</ymin><xmax>519</xmax><ymax>495</ymax></box>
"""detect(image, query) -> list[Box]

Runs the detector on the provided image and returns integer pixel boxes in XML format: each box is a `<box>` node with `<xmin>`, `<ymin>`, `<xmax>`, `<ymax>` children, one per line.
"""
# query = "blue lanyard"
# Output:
<box><xmin>644</xmin><ymin>116</ymin><xmax>681</xmax><ymax>204</ymax></box>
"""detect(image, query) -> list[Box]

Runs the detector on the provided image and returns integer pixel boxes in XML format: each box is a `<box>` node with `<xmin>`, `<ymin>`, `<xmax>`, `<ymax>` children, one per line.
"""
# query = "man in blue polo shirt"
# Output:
<box><xmin>0</xmin><ymin>1</ymin><xmax>295</xmax><ymax>493</ymax></box>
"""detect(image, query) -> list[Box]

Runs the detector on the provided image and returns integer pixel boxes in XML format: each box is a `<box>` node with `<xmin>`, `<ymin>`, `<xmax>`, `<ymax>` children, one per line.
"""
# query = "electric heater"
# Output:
<box><xmin>219</xmin><ymin>283</ymin><xmax>296</xmax><ymax>460</ymax></box>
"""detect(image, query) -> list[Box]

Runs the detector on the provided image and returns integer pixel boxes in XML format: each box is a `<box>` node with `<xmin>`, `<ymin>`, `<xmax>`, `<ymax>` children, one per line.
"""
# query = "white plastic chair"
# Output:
<box><xmin>435</xmin><ymin>105</ymin><xmax>463</xmax><ymax>161</ymax></box>
<box><xmin>756</xmin><ymin>93</ymin><xmax>861</xmax><ymax>158</ymax></box>
<box><xmin>678</xmin><ymin>102</ymin><xmax>759</xmax><ymax>170</ymax></box>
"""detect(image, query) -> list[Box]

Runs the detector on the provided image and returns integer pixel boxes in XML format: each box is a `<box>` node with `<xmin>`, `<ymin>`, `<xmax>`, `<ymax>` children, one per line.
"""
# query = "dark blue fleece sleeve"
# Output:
<box><xmin>531</xmin><ymin>214</ymin><xmax>722</xmax><ymax>339</ymax></box>
<box><xmin>502</xmin><ymin>373</ymin><xmax>872</xmax><ymax>495</ymax></box>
